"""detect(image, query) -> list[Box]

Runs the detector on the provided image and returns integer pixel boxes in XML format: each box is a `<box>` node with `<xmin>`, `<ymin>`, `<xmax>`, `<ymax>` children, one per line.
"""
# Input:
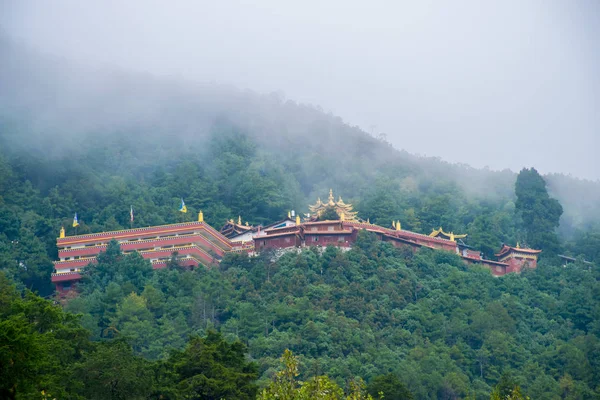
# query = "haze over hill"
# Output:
<box><xmin>1</xmin><ymin>31</ymin><xmax>600</xmax><ymax>238</ymax></box>
<box><xmin>2</xmin><ymin>0</ymin><xmax>599</xmax><ymax>180</ymax></box>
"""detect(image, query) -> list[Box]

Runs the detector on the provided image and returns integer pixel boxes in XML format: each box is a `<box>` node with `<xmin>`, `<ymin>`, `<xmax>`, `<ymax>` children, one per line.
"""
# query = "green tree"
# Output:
<box><xmin>515</xmin><ymin>168</ymin><xmax>563</xmax><ymax>255</ymax></box>
<box><xmin>162</xmin><ymin>330</ymin><xmax>259</xmax><ymax>400</ymax></box>
<box><xmin>367</xmin><ymin>374</ymin><xmax>413</xmax><ymax>400</ymax></box>
<box><xmin>73</xmin><ymin>340</ymin><xmax>153</xmax><ymax>400</ymax></box>
<box><xmin>320</xmin><ymin>206</ymin><xmax>340</xmax><ymax>221</ymax></box>
<box><xmin>0</xmin><ymin>272</ymin><xmax>91</xmax><ymax>400</ymax></box>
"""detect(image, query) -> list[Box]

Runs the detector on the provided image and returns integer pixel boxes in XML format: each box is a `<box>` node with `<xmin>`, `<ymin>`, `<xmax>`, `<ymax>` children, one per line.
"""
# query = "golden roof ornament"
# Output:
<box><xmin>288</xmin><ymin>211</ymin><xmax>291</xmax><ymax>219</ymax></box>
<box><xmin>396</xmin><ymin>220</ymin><xmax>401</xmax><ymax>231</ymax></box>
<box><xmin>296</xmin><ymin>214</ymin><xmax>301</xmax><ymax>225</ymax></box>
<box><xmin>238</xmin><ymin>216</ymin><xmax>242</xmax><ymax>225</ymax></box>
<box><xmin>328</xmin><ymin>189</ymin><xmax>335</xmax><ymax>206</ymax></box>
<box><xmin>429</xmin><ymin>227</ymin><xmax>467</xmax><ymax>240</ymax></box>
<box><xmin>340</xmin><ymin>212</ymin><xmax>345</xmax><ymax>221</ymax></box>
<box><xmin>308</xmin><ymin>189</ymin><xmax>359</xmax><ymax>221</ymax></box>
<box><xmin>59</xmin><ymin>226</ymin><xmax>65</xmax><ymax>238</ymax></box>
<box><xmin>198</xmin><ymin>211</ymin><xmax>204</xmax><ymax>222</ymax></box>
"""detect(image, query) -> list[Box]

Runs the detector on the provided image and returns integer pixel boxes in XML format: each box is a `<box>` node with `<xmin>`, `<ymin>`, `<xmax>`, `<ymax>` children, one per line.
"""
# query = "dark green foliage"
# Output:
<box><xmin>72</xmin><ymin>340</ymin><xmax>154</xmax><ymax>400</ymax></box>
<box><xmin>59</xmin><ymin>235</ymin><xmax>600</xmax><ymax>399</ymax></box>
<box><xmin>0</xmin><ymin>272</ymin><xmax>91</xmax><ymax>399</ymax></box>
<box><xmin>367</xmin><ymin>374</ymin><xmax>413</xmax><ymax>399</ymax></box>
<box><xmin>0</xmin><ymin>271</ymin><xmax>262</xmax><ymax>399</ymax></box>
<box><xmin>160</xmin><ymin>331</ymin><xmax>259</xmax><ymax>400</ymax></box>
<box><xmin>515</xmin><ymin>168</ymin><xmax>563</xmax><ymax>255</ymax></box>
<box><xmin>319</xmin><ymin>205</ymin><xmax>341</xmax><ymax>221</ymax></box>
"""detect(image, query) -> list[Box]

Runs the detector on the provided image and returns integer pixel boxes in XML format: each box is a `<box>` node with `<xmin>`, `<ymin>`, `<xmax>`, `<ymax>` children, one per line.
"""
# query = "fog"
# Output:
<box><xmin>1</xmin><ymin>0</ymin><xmax>599</xmax><ymax>180</ymax></box>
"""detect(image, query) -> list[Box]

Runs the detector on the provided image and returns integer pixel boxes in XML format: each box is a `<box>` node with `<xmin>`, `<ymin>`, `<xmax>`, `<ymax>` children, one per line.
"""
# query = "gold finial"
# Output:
<box><xmin>198</xmin><ymin>210</ymin><xmax>204</xmax><ymax>222</ymax></box>
<box><xmin>396</xmin><ymin>220</ymin><xmax>401</xmax><ymax>231</ymax></box>
<box><xmin>367</xmin><ymin>218</ymin><xmax>370</xmax><ymax>224</ymax></box>
<box><xmin>238</xmin><ymin>216</ymin><xmax>242</xmax><ymax>225</ymax></box>
<box><xmin>516</xmin><ymin>242</ymin><xmax>520</xmax><ymax>249</ymax></box>
<box><xmin>245</xmin><ymin>221</ymin><xmax>249</xmax><ymax>226</ymax></box>
<box><xmin>288</xmin><ymin>211</ymin><xmax>291</xmax><ymax>219</ymax></box>
<box><xmin>450</xmin><ymin>232</ymin><xmax>455</xmax><ymax>242</ymax></box>
<box><xmin>296</xmin><ymin>214</ymin><xmax>301</xmax><ymax>225</ymax></box>
<box><xmin>340</xmin><ymin>212</ymin><xmax>345</xmax><ymax>221</ymax></box>
<box><xmin>59</xmin><ymin>226</ymin><xmax>65</xmax><ymax>238</ymax></box>
<box><xmin>392</xmin><ymin>221</ymin><xmax>396</xmax><ymax>229</ymax></box>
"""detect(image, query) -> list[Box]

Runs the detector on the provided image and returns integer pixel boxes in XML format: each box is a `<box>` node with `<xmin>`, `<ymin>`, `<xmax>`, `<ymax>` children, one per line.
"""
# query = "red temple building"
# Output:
<box><xmin>52</xmin><ymin>212</ymin><xmax>240</xmax><ymax>294</ymax></box>
<box><xmin>52</xmin><ymin>191</ymin><xmax>542</xmax><ymax>294</ymax></box>
<box><xmin>495</xmin><ymin>244</ymin><xmax>541</xmax><ymax>273</ymax></box>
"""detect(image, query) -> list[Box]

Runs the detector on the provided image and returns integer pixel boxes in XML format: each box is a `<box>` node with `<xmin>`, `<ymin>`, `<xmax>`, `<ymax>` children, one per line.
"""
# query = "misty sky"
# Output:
<box><xmin>2</xmin><ymin>1</ymin><xmax>599</xmax><ymax>180</ymax></box>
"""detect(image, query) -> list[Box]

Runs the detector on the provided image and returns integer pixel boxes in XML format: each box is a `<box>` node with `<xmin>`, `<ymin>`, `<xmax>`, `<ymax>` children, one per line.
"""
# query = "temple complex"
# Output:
<box><xmin>52</xmin><ymin>190</ymin><xmax>542</xmax><ymax>294</ymax></box>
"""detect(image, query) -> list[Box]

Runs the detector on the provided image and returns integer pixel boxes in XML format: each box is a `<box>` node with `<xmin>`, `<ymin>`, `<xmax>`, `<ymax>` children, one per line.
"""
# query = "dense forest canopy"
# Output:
<box><xmin>1</xmin><ymin>36</ymin><xmax>599</xmax><ymax>399</ymax></box>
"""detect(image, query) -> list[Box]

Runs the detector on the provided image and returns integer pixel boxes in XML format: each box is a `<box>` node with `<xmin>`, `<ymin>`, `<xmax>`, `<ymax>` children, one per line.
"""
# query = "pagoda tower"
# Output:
<box><xmin>308</xmin><ymin>189</ymin><xmax>358</xmax><ymax>221</ymax></box>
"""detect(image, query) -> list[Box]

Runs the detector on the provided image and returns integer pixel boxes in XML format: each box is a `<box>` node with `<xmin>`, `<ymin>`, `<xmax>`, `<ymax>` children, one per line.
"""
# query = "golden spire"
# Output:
<box><xmin>296</xmin><ymin>214</ymin><xmax>301</xmax><ymax>225</ymax></box>
<box><xmin>340</xmin><ymin>212</ymin><xmax>345</xmax><ymax>221</ymax></box>
<box><xmin>245</xmin><ymin>221</ymin><xmax>249</xmax><ymax>226</ymax></box>
<box><xmin>308</xmin><ymin>190</ymin><xmax>359</xmax><ymax>221</ymax></box>
<box><xmin>516</xmin><ymin>242</ymin><xmax>520</xmax><ymax>249</ymax></box>
<box><xmin>238</xmin><ymin>216</ymin><xmax>242</xmax><ymax>225</ymax></box>
<box><xmin>367</xmin><ymin>218</ymin><xmax>370</xmax><ymax>224</ymax></box>
<box><xmin>59</xmin><ymin>226</ymin><xmax>65</xmax><ymax>238</ymax></box>
<box><xmin>198</xmin><ymin>210</ymin><xmax>204</xmax><ymax>222</ymax></box>
<box><xmin>396</xmin><ymin>220</ymin><xmax>401</xmax><ymax>231</ymax></box>
<box><xmin>288</xmin><ymin>211</ymin><xmax>291</xmax><ymax>219</ymax></box>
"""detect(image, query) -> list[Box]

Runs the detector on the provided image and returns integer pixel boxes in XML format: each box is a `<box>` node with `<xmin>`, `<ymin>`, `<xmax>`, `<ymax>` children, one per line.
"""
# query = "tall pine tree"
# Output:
<box><xmin>514</xmin><ymin>168</ymin><xmax>563</xmax><ymax>255</ymax></box>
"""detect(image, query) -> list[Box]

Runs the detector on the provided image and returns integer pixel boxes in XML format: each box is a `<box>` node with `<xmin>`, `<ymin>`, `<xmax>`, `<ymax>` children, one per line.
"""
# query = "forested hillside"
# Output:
<box><xmin>1</xmin><ymin>36</ymin><xmax>600</xmax><ymax>399</ymax></box>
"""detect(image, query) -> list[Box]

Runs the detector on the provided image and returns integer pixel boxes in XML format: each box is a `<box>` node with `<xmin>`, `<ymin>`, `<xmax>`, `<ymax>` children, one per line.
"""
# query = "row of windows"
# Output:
<box><xmin>61</xmin><ymin>242</ymin><xmax>196</xmax><ymax>260</ymax></box>
<box><xmin>62</xmin><ymin>231</ymin><xmax>201</xmax><ymax>250</ymax></box>
<box><xmin>261</xmin><ymin>236</ymin><xmax>346</xmax><ymax>246</ymax></box>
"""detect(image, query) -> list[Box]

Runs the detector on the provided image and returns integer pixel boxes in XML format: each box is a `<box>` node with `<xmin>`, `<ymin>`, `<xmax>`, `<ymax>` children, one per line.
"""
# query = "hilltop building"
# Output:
<box><xmin>52</xmin><ymin>190</ymin><xmax>541</xmax><ymax>294</ymax></box>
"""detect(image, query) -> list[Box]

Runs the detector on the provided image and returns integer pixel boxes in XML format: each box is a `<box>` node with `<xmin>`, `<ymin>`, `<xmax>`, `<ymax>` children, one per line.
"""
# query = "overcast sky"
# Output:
<box><xmin>2</xmin><ymin>1</ymin><xmax>599</xmax><ymax>180</ymax></box>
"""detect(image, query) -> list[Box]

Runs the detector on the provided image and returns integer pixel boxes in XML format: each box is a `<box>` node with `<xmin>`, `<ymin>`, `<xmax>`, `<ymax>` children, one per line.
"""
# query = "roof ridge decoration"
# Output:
<box><xmin>429</xmin><ymin>227</ymin><xmax>467</xmax><ymax>241</ymax></box>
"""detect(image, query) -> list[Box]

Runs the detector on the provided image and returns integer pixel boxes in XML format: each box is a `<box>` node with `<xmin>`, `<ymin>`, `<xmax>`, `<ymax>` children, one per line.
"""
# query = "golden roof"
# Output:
<box><xmin>308</xmin><ymin>189</ymin><xmax>358</xmax><ymax>221</ymax></box>
<box><xmin>429</xmin><ymin>227</ymin><xmax>467</xmax><ymax>241</ymax></box>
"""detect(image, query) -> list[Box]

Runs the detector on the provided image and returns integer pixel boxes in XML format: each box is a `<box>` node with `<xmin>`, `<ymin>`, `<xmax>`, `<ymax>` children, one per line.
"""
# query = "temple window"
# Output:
<box><xmin>313</xmin><ymin>236</ymin><xmax>319</xmax><ymax>242</ymax></box>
